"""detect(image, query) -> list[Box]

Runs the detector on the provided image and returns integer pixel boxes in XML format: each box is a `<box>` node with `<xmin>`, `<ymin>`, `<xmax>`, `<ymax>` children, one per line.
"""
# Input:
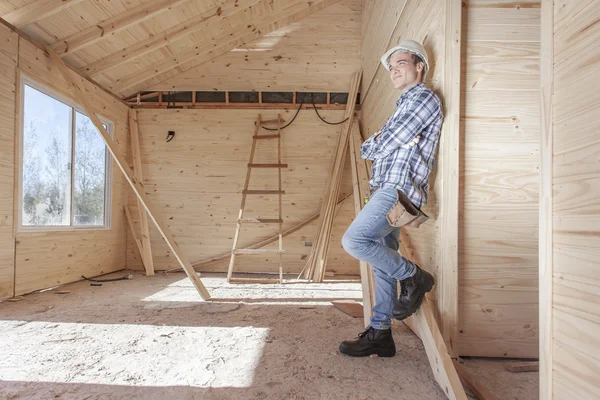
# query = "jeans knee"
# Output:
<box><xmin>342</xmin><ymin>230</ymin><xmax>362</xmax><ymax>258</ymax></box>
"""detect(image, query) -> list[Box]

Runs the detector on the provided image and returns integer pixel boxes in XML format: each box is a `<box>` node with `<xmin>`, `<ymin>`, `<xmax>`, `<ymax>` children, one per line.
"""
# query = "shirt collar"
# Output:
<box><xmin>396</xmin><ymin>82</ymin><xmax>425</xmax><ymax>107</ymax></box>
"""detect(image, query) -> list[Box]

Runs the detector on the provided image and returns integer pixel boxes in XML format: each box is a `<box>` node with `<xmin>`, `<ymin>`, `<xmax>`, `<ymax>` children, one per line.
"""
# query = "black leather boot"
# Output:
<box><xmin>339</xmin><ymin>326</ymin><xmax>396</xmax><ymax>357</ymax></box>
<box><xmin>392</xmin><ymin>265</ymin><xmax>435</xmax><ymax>320</ymax></box>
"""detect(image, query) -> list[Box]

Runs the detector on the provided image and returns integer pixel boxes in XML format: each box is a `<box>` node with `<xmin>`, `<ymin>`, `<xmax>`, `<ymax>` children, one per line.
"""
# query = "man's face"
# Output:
<box><xmin>388</xmin><ymin>52</ymin><xmax>423</xmax><ymax>91</ymax></box>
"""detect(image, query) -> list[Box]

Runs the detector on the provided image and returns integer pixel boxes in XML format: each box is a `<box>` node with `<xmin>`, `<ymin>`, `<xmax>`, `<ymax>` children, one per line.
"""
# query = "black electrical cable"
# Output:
<box><xmin>81</xmin><ymin>274</ymin><xmax>132</xmax><ymax>283</ymax></box>
<box><xmin>261</xmin><ymin>101</ymin><xmax>304</xmax><ymax>131</ymax></box>
<box><xmin>312</xmin><ymin>102</ymin><xmax>349</xmax><ymax>125</ymax></box>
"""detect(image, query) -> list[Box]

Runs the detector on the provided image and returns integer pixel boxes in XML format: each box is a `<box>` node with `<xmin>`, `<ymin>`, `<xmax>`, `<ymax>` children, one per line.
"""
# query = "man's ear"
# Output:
<box><xmin>417</xmin><ymin>62</ymin><xmax>424</xmax><ymax>73</ymax></box>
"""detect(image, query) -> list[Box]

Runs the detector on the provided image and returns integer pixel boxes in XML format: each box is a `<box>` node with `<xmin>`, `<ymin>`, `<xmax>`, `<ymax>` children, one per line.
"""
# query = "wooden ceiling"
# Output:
<box><xmin>0</xmin><ymin>0</ymin><xmax>343</xmax><ymax>98</ymax></box>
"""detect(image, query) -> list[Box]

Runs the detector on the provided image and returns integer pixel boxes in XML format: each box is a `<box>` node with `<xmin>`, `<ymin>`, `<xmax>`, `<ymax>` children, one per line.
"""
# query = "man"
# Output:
<box><xmin>339</xmin><ymin>40</ymin><xmax>443</xmax><ymax>357</ymax></box>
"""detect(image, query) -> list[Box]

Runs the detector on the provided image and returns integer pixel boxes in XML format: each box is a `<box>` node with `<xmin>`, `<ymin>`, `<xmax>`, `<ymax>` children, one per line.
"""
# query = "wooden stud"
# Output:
<box><xmin>129</xmin><ymin>109</ymin><xmax>154</xmax><ymax>276</ymax></box>
<box><xmin>192</xmin><ymin>91</ymin><xmax>196</xmax><ymax>105</ymax></box>
<box><xmin>136</xmin><ymin>92</ymin><xmax>141</xmax><ymax>105</ymax></box>
<box><xmin>225</xmin><ymin>91</ymin><xmax>230</xmax><ymax>104</ymax></box>
<box><xmin>158</xmin><ymin>92</ymin><xmax>163</xmax><ymax>106</ymax></box>
<box><xmin>46</xmin><ymin>46</ymin><xmax>211</xmax><ymax>300</ymax></box>
<box><xmin>440</xmin><ymin>0</ymin><xmax>462</xmax><ymax>358</ymax></box>
<box><xmin>539</xmin><ymin>0</ymin><xmax>553</xmax><ymax>398</ymax></box>
<box><xmin>277</xmin><ymin>114</ymin><xmax>284</xmax><ymax>283</ymax></box>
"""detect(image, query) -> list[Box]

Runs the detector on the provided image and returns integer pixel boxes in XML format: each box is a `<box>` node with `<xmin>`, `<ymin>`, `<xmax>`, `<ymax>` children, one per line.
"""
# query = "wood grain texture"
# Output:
<box><xmin>539</xmin><ymin>0</ymin><xmax>553</xmax><ymax>396</ymax></box>
<box><xmin>125</xmin><ymin>108</ymin><xmax>358</xmax><ymax>276</ymax></box>
<box><xmin>0</xmin><ymin>24</ymin><xmax>18</xmax><ymax>300</ymax></box>
<box><xmin>147</xmin><ymin>0</ymin><xmax>360</xmax><ymax>93</ymax></box>
<box><xmin>12</xmin><ymin>37</ymin><xmax>130</xmax><ymax>296</ymax></box>
<box><xmin>545</xmin><ymin>1</ymin><xmax>600</xmax><ymax>398</ymax></box>
<box><xmin>459</xmin><ymin>0</ymin><xmax>540</xmax><ymax>358</ymax></box>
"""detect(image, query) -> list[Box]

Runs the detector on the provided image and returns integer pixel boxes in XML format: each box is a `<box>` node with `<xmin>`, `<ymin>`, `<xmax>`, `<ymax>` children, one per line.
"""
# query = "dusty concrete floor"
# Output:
<box><xmin>0</xmin><ymin>271</ymin><xmax>537</xmax><ymax>400</ymax></box>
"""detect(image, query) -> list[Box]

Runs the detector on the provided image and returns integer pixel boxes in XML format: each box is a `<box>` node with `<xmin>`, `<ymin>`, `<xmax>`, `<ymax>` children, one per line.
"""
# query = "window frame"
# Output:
<box><xmin>18</xmin><ymin>75</ymin><xmax>113</xmax><ymax>232</ymax></box>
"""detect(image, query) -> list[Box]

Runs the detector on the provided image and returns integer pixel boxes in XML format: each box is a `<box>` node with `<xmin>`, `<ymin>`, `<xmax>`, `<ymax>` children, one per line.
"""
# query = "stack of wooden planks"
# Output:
<box><xmin>298</xmin><ymin>70</ymin><xmax>362</xmax><ymax>282</ymax></box>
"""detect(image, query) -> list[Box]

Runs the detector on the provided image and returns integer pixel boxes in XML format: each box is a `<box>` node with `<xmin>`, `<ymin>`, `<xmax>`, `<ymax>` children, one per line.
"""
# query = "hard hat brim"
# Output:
<box><xmin>380</xmin><ymin>45</ymin><xmax>430</xmax><ymax>77</ymax></box>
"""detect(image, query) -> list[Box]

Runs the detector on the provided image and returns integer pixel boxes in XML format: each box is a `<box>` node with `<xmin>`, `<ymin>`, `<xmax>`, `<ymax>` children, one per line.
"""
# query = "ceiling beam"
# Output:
<box><xmin>80</xmin><ymin>0</ymin><xmax>258</xmax><ymax>77</ymax></box>
<box><xmin>115</xmin><ymin>0</ymin><xmax>343</xmax><ymax>97</ymax></box>
<box><xmin>1</xmin><ymin>0</ymin><xmax>86</xmax><ymax>27</ymax></box>
<box><xmin>50</xmin><ymin>0</ymin><xmax>190</xmax><ymax>56</ymax></box>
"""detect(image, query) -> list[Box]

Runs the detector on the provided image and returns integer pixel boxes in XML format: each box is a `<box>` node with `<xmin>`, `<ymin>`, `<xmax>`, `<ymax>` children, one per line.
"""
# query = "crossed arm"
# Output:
<box><xmin>361</xmin><ymin>90</ymin><xmax>440</xmax><ymax>161</ymax></box>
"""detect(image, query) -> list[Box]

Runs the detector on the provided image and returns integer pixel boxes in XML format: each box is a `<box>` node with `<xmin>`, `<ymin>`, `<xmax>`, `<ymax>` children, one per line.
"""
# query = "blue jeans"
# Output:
<box><xmin>341</xmin><ymin>187</ymin><xmax>416</xmax><ymax>330</ymax></box>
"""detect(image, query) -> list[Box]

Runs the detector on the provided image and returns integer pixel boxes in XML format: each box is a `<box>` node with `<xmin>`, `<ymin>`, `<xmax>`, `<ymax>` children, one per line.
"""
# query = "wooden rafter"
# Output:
<box><xmin>80</xmin><ymin>0</ymin><xmax>255</xmax><ymax>77</ymax></box>
<box><xmin>49</xmin><ymin>0</ymin><xmax>190</xmax><ymax>56</ymax></box>
<box><xmin>114</xmin><ymin>0</ymin><xmax>343</xmax><ymax>97</ymax></box>
<box><xmin>1</xmin><ymin>0</ymin><xmax>86</xmax><ymax>27</ymax></box>
<box><xmin>46</xmin><ymin>46</ymin><xmax>211</xmax><ymax>300</ymax></box>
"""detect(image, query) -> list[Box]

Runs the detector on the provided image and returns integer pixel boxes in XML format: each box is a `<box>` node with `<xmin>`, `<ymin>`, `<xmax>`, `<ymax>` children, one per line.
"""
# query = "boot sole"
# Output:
<box><xmin>339</xmin><ymin>348</ymin><xmax>396</xmax><ymax>358</ymax></box>
<box><xmin>393</xmin><ymin>272</ymin><xmax>435</xmax><ymax>321</ymax></box>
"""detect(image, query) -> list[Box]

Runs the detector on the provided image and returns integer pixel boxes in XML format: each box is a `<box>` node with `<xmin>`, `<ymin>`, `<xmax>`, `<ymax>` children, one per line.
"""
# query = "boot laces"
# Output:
<box><xmin>358</xmin><ymin>326</ymin><xmax>375</xmax><ymax>339</ymax></box>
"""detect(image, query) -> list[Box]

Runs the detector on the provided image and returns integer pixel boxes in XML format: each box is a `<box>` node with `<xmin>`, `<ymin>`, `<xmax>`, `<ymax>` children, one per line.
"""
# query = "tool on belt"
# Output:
<box><xmin>365</xmin><ymin>188</ymin><xmax>429</xmax><ymax>228</ymax></box>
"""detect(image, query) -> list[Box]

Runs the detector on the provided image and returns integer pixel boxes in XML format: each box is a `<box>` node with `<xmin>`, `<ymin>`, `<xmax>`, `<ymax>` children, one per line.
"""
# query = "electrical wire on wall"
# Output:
<box><xmin>260</xmin><ymin>93</ymin><xmax>350</xmax><ymax>131</ymax></box>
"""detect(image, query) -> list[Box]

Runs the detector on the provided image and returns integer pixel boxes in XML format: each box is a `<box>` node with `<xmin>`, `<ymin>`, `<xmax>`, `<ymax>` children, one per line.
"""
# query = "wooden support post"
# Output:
<box><xmin>158</xmin><ymin>91</ymin><xmax>163</xmax><ymax>106</ymax></box>
<box><xmin>438</xmin><ymin>0</ymin><xmax>462</xmax><ymax>358</ymax></box>
<box><xmin>46</xmin><ymin>46</ymin><xmax>210</xmax><ymax>300</ymax></box>
<box><xmin>192</xmin><ymin>91</ymin><xmax>196</xmax><ymax>105</ymax></box>
<box><xmin>539</xmin><ymin>1</ymin><xmax>553</xmax><ymax>398</ymax></box>
<box><xmin>129</xmin><ymin>109</ymin><xmax>154</xmax><ymax>276</ymax></box>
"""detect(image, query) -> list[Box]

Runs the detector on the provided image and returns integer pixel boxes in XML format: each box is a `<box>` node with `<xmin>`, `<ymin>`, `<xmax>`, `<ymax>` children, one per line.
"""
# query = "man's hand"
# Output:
<box><xmin>401</xmin><ymin>135</ymin><xmax>420</xmax><ymax>149</ymax></box>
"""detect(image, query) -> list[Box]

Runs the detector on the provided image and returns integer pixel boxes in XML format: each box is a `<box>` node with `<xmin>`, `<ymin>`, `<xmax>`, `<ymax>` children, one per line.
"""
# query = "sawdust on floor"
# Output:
<box><xmin>0</xmin><ymin>271</ymin><xmax>537</xmax><ymax>399</ymax></box>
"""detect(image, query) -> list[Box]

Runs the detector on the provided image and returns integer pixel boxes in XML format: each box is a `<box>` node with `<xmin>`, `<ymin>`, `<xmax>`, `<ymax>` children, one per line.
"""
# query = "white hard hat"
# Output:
<box><xmin>380</xmin><ymin>40</ymin><xmax>429</xmax><ymax>77</ymax></box>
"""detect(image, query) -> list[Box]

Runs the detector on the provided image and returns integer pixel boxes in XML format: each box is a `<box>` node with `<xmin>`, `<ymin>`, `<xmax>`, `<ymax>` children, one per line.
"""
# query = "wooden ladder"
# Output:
<box><xmin>227</xmin><ymin>114</ymin><xmax>287</xmax><ymax>284</ymax></box>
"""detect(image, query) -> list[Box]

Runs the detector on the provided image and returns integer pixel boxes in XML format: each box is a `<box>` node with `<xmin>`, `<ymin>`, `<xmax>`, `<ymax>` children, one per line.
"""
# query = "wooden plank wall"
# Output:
<box><xmin>550</xmin><ymin>0</ymin><xmax>600</xmax><ymax>397</ymax></box>
<box><xmin>148</xmin><ymin>0</ymin><xmax>361</xmax><ymax>92</ymax></box>
<box><xmin>360</xmin><ymin>0</ymin><xmax>445</xmax><ymax>318</ymax></box>
<box><xmin>0</xmin><ymin>24</ymin><xmax>130</xmax><ymax>298</ymax></box>
<box><xmin>126</xmin><ymin>109</ymin><xmax>358</xmax><ymax>275</ymax></box>
<box><xmin>0</xmin><ymin>24</ymin><xmax>18</xmax><ymax>299</ymax></box>
<box><xmin>459</xmin><ymin>0</ymin><xmax>540</xmax><ymax>358</ymax></box>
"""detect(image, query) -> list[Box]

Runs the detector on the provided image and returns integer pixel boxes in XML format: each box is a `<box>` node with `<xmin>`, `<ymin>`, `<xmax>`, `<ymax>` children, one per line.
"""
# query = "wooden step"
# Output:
<box><xmin>238</xmin><ymin>218</ymin><xmax>283</xmax><ymax>224</ymax></box>
<box><xmin>242</xmin><ymin>190</ymin><xmax>285</xmax><ymax>195</ymax></box>
<box><xmin>233</xmin><ymin>248</ymin><xmax>286</xmax><ymax>255</ymax></box>
<box><xmin>248</xmin><ymin>163</ymin><xmax>288</xmax><ymax>168</ymax></box>
<box><xmin>253</xmin><ymin>134</ymin><xmax>280</xmax><ymax>140</ymax></box>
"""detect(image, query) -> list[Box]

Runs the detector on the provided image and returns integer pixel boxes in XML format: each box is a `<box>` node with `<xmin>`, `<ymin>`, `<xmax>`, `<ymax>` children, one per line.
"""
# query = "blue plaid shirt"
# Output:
<box><xmin>361</xmin><ymin>83</ymin><xmax>443</xmax><ymax>209</ymax></box>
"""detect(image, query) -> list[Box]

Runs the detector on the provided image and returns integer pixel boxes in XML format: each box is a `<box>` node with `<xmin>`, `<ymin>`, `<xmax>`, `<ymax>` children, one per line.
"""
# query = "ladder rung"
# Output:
<box><xmin>243</xmin><ymin>190</ymin><xmax>285</xmax><ymax>195</ymax></box>
<box><xmin>261</xmin><ymin>118</ymin><xmax>285</xmax><ymax>124</ymax></box>
<box><xmin>253</xmin><ymin>134</ymin><xmax>280</xmax><ymax>140</ymax></box>
<box><xmin>233</xmin><ymin>249</ymin><xmax>286</xmax><ymax>255</ymax></box>
<box><xmin>238</xmin><ymin>218</ymin><xmax>283</xmax><ymax>224</ymax></box>
<box><xmin>248</xmin><ymin>163</ymin><xmax>288</xmax><ymax>168</ymax></box>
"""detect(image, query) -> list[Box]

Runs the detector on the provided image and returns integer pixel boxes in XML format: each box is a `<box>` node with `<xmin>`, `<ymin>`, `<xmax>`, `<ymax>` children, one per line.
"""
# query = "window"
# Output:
<box><xmin>20</xmin><ymin>78</ymin><xmax>112</xmax><ymax>230</ymax></box>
